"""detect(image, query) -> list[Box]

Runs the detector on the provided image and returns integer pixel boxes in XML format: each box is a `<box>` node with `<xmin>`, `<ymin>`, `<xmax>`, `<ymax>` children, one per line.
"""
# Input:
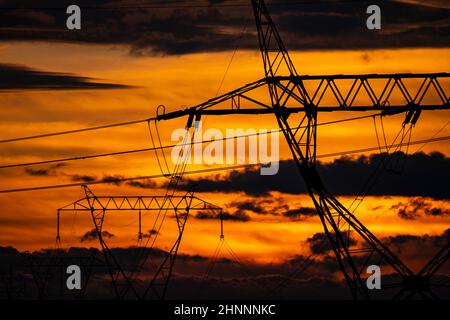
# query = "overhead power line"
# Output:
<box><xmin>0</xmin><ymin>112</ymin><xmax>377</xmax><ymax>148</ymax></box>
<box><xmin>0</xmin><ymin>134</ymin><xmax>448</xmax><ymax>194</ymax></box>
<box><xmin>0</xmin><ymin>113</ymin><xmax>381</xmax><ymax>169</ymax></box>
<box><xmin>1</xmin><ymin>130</ymin><xmax>449</xmax><ymax>170</ymax></box>
<box><xmin>415</xmin><ymin>120</ymin><xmax>449</xmax><ymax>154</ymax></box>
<box><xmin>0</xmin><ymin>145</ymin><xmax>168</xmax><ymax>169</ymax></box>
<box><xmin>0</xmin><ymin>117</ymin><xmax>153</xmax><ymax>144</ymax></box>
<box><xmin>0</xmin><ymin>114</ymin><xmax>375</xmax><ymax>145</ymax></box>
<box><xmin>316</xmin><ymin>135</ymin><xmax>450</xmax><ymax>159</ymax></box>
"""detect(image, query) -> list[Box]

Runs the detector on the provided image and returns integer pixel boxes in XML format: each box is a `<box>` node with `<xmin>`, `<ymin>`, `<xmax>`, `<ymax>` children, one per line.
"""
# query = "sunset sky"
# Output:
<box><xmin>0</xmin><ymin>0</ymin><xmax>449</xmax><ymax>299</ymax></box>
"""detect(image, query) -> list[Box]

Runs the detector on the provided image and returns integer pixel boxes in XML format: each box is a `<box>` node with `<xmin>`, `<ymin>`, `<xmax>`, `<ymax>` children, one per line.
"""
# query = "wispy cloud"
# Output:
<box><xmin>0</xmin><ymin>63</ymin><xmax>133</xmax><ymax>92</ymax></box>
<box><xmin>80</xmin><ymin>228</ymin><xmax>115</xmax><ymax>242</ymax></box>
<box><xmin>391</xmin><ymin>197</ymin><xmax>450</xmax><ymax>219</ymax></box>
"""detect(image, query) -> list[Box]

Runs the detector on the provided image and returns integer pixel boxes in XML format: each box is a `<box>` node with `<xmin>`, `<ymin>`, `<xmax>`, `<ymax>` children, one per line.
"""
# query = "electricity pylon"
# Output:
<box><xmin>57</xmin><ymin>185</ymin><xmax>223</xmax><ymax>299</ymax></box>
<box><xmin>156</xmin><ymin>0</ymin><xmax>449</xmax><ymax>299</ymax></box>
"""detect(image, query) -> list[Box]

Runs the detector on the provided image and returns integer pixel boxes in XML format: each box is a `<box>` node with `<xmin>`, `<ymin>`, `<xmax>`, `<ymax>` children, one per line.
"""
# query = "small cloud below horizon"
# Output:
<box><xmin>80</xmin><ymin>228</ymin><xmax>115</xmax><ymax>242</ymax></box>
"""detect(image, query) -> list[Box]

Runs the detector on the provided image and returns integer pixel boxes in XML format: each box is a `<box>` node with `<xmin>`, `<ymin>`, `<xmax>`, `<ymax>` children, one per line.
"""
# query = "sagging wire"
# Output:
<box><xmin>195</xmin><ymin>208</ymin><xmax>225</xmax><ymax>297</ymax></box>
<box><xmin>196</xmin><ymin>209</ymin><xmax>271</xmax><ymax>298</ymax></box>
<box><xmin>415</xmin><ymin>120</ymin><xmax>449</xmax><ymax>154</ymax></box>
<box><xmin>221</xmin><ymin>238</ymin><xmax>273</xmax><ymax>295</ymax></box>
<box><xmin>382</xmin><ymin>116</ymin><xmax>413</xmax><ymax>174</ymax></box>
<box><xmin>374</xmin><ymin>115</ymin><xmax>414</xmax><ymax>174</ymax></box>
<box><xmin>147</xmin><ymin>105</ymin><xmax>171</xmax><ymax>177</ymax></box>
<box><xmin>391</xmin><ymin>125</ymin><xmax>413</xmax><ymax>174</ymax></box>
<box><xmin>264</xmin><ymin>239</ymin><xmax>328</xmax><ymax>299</ymax></box>
<box><xmin>128</xmin><ymin>106</ymin><xmax>195</xmax><ymax>287</ymax></box>
<box><xmin>125</xmin><ymin>116</ymin><xmax>200</xmax><ymax>296</ymax></box>
<box><xmin>348</xmin><ymin>114</ymin><xmax>415</xmax><ymax>213</ymax></box>
<box><xmin>196</xmin><ymin>237</ymin><xmax>272</xmax><ymax>298</ymax></box>
<box><xmin>196</xmin><ymin>238</ymin><xmax>224</xmax><ymax>297</ymax></box>
<box><xmin>57</xmin><ymin>187</ymin><xmax>84</xmax><ymax>250</ymax></box>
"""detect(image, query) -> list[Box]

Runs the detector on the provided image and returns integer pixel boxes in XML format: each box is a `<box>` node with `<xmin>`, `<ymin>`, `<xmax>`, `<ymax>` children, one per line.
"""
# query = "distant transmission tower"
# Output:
<box><xmin>57</xmin><ymin>185</ymin><xmax>223</xmax><ymax>299</ymax></box>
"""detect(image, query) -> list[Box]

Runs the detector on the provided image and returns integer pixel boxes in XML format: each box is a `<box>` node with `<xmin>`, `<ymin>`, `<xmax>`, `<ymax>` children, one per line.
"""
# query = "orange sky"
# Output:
<box><xmin>0</xmin><ymin>42</ymin><xmax>449</xmax><ymax>270</ymax></box>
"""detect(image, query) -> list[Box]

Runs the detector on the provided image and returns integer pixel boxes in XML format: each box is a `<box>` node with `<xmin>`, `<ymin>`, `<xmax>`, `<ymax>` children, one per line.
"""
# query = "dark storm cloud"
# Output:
<box><xmin>24</xmin><ymin>167</ymin><xmax>56</xmax><ymax>176</ymax></box>
<box><xmin>391</xmin><ymin>197</ymin><xmax>450</xmax><ymax>220</ymax></box>
<box><xmin>127</xmin><ymin>179</ymin><xmax>158</xmax><ymax>189</ymax></box>
<box><xmin>24</xmin><ymin>167</ymin><xmax>129</xmax><ymax>186</ymax></box>
<box><xmin>141</xmin><ymin>229</ymin><xmax>160</xmax><ymax>238</ymax></box>
<box><xmin>178</xmin><ymin>152</ymin><xmax>450</xmax><ymax>199</ymax></box>
<box><xmin>214</xmin><ymin>197</ymin><xmax>318</xmax><ymax>221</ymax></box>
<box><xmin>307</xmin><ymin>232</ymin><xmax>330</xmax><ymax>255</ymax></box>
<box><xmin>0</xmin><ymin>0</ymin><xmax>448</xmax><ymax>55</ymax></box>
<box><xmin>228</xmin><ymin>198</ymin><xmax>317</xmax><ymax>220</ymax></box>
<box><xmin>306</xmin><ymin>232</ymin><xmax>358</xmax><ymax>255</ymax></box>
<box><xmin>70</xmin><ymin>174</ymin><xmax>156</xmax><ymax>187</ymax></box>
<box><xmin>282</xmin><ymin>207</ymin><xmax>316</xmax><ymax>221</ymax></box>
<box><xmin>386</xmin><ymin>228</ymin><xmax>450</xmax><ymax>247</ymax></box>
<box><xmin>194</xmin><ymin>210</ymin><xmax>251</xmax><ymax>222</ymax></box>
<box><xmin>23</xmin><ymin>163</ymin><xmax>68</xmax><ymax>177</ymax></box>
<box><xmin>71</xmin><ymin>173</ymin><xmax>127</xmax><ymax>185</ymax></box>
<box><xmin>80</xmin><ymin>228</ymin><xmax>115</xmax><ymax>242</ymax></box>
<box><xmin>227</xmin><ymin>198</ymin><xmax>287</xmax><ymax>215</ymax></box>
<box><xmin>0</xmin><ymin>63</ymin><xmax>132</xmax><ymax>92</ymax></box>
<box><xmin>382</xmin><ymin>229</ymin><xmax>450</xmax><ymax>271</ymax></box>
<box><xmin>71</xmin><ymin>174</ymin><xmax>97</xmax><ymax>182</ymax></box>
<box><xmin>101</xmin><ymin>174</ymin><xmax>126</xmax><ymax>186</ymax></box>
<box><xmin>22</xmin><ymin>164</ymin><xmax>161</xmax><ymax>190</ymax></box>
<box><xmin>230</xmin><ymin>199</ymin><xmax>270</xmax><ymax>214</ymax></box>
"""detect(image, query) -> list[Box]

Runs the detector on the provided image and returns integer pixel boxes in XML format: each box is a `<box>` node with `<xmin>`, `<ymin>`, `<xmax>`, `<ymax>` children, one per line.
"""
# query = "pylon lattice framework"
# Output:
<box><xmin>57</xmin><ymin>185</ymin><xmax>223</xmax><ymax>299</ymax></box>
<box><xmin>154</xmin><ymin>0</ymin><xmax>450</xmax><ymax>299</ymax></box>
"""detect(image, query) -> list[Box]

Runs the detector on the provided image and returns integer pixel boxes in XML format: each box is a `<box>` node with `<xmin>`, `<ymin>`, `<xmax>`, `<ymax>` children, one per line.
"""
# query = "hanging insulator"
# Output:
<box><xmin>411</xmin><ymin>109</ymin><xmax>422</xmax><ymax>125</ymax></box>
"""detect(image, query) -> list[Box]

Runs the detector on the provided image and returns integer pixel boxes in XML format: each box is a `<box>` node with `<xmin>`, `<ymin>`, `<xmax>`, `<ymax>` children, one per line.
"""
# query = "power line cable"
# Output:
<box><xmin>316</xmin><ymin>135</ymin><xmax>449</xmax><ymax>159</ymax></box>
<box><xmin>0</xmin><ymin>134</ymin><xmax>448</xmax><ymax>194</ymax></box>
<box><xmin>415</xmin><ymin>120</ymin><xmax>449</xmax><ymax>154</ymax></box>
<box><xmin>202</xmin><ymin>8</ymin><xmax>252</xmax><ymax>128</ymax></box>
<box><xmin>0</xmin><ymin>113</ymin><xmax>376</xmax><ymax>145</ymax></box>
<box><xmin>0</xmin><ymin>118</ymin><xmax>152</xmax><ymax>144</ymax></box>
<box><xmin>0</xmin><ymin>113</ymin><xmax>381</xmax><ymax>169</ymax></box>
<box><xmin>1</xmin><ymin>132</ymin><xmax>448</xmax><ymax>170</ymax></box>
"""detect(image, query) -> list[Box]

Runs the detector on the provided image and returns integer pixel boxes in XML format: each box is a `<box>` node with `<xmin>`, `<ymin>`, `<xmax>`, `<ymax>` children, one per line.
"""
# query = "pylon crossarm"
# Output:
<box><xmin>57</xmin><ymin>192</ymin><xmax>222</xmax><ymax>247</ymax></box>
<box><xmin>156</xmin><ymin>78</ymin><xmax>270</xmax><ymax>122</ymax></box>
<box><xmin>157</xmin><ymin>75</ymin><xmax>449</xmax><ymax>123</ymax></box>
<box><xmin>57</xmin><ymin>195</ymin><xmax>221</xmax><ymax>212</ymax></box>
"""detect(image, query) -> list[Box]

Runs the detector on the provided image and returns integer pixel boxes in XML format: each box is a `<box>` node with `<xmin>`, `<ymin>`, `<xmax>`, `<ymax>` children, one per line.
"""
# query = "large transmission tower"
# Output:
<box><xmin>155</xmin><ymin>0</ymin><xmax>450</xmax><ymax>299</ymax></box>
